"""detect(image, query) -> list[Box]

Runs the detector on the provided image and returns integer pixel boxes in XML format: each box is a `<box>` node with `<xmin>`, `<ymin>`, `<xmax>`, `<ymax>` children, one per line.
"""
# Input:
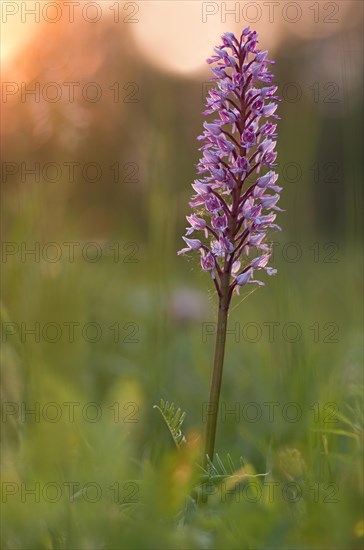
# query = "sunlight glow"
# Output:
<box><xmin>128</xmin><ymin>2</ymin><xmax>228</xmax><ymax>76</ymax></box>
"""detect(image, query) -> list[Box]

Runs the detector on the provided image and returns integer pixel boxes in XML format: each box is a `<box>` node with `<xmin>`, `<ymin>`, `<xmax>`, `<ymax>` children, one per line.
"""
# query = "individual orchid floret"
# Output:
<box><xmin>177</xmin><ymin>237</ymin><xmax>202</xmax><ymax>256</ymax></box>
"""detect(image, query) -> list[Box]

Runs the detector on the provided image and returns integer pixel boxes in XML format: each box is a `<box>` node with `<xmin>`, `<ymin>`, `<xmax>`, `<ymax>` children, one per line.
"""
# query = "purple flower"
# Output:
<box><xmin>177</xmin><ymin>237</ymin><xmax>202</xmax><ymax>255</ymax></box>
<box><xmin>178</xmin><ymin>27</ymin><xmax>283</xmax><ymax>296</ymax></box>
<box><xmin>242</xmin><ymin>127</ymin><xmax>256</xmax><ymax>148</ymax></box>
<box><xmin>256</xmin><ymin>171</ymin><xmax>282</xmax><ymax>192</ymax></box>
<box><xmin>211</xmin><ymin>236</ymin><xmax>233</xmax><ymax>257</ymax></box>
<box><xmin>260</xmin><ymin>194</ymin><xmax>283</xmax><ymax>211</ymax></box>
<box><xmin>186</xmin><ymin>215</ymin><xmax>208</xmax><ymax>237</ymax></box>
<box><xmin>211</xmin><ymin>214</ymin><xmax>228</xmax><ymax>231</ymax></box>
<box><xmin>203</xmin><ymin>121</ymin><xmax>222</xmax><ymax>136</ymax></box>
<box><xmin>235</xmin><ymin>269</ymin><xmax>253</xmax><ymax>286</ymax></box>
<box><xmin>233</xmin><ymin>268</ymin><xmax>265</xmax><ymax>293</ymax></box>
<box><xmin>201</xmin><ymin>251</ymin><xmax>216</xmax><ymax>273</ymax></box>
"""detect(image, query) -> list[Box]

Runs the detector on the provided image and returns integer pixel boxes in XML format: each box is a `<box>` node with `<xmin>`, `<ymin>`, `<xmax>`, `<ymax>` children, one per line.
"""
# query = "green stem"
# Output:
<box><xmin>204</xmin><ymin>273</ymin><xmax>231</xmax><ymax>467</ymax></box>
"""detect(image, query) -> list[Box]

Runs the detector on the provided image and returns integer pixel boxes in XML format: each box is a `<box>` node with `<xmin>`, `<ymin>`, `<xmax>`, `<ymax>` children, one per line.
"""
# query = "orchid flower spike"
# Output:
<box><xmin>179</xmin><ymin>27</ymin><xmax>283</xmax><ymax>298</ymax></box>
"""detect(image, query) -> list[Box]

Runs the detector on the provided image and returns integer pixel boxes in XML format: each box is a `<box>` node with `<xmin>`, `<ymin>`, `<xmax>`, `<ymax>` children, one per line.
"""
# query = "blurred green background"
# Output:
<box><xmin>1</xmin><ymin>2</ymin><xmax>363</xmax><ymax>548</ymax></box>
